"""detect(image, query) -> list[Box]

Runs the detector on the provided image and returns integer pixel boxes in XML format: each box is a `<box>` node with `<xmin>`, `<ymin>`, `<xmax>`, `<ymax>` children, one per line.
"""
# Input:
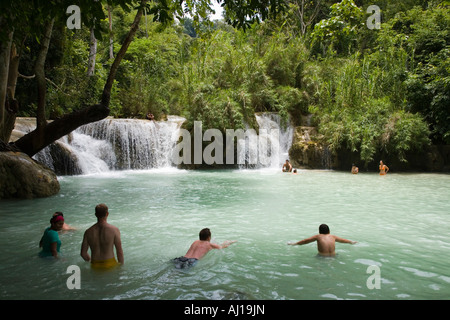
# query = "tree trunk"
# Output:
<box><xmin>87</xmin><ymin>26</ymin><xmax>97</xmax><ymax>76</ymax></box>
<box><xmin>35</xmin><ymin>19</ymin><xmax>54</xmax><ymax>132</ymax></box>
<box><xmin>0</xmin><ymin>16</ymin><xmax>13</xmax><ymax>143</ymax></box>
<box><xmin>108</xmin><ymin>5</ymin><xmax>114</xmax><ymax>60</ymax></box>
<box><xmin>14</xmin><ymin>1</ymin><xmax>147</xmax><ymax>157</ymax></box>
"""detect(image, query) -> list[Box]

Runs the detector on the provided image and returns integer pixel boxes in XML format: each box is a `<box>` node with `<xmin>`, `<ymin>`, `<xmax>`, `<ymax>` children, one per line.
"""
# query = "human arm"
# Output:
<box><xmin>211</xmin><ymin>240</ymin><xmax>237</xmax><ymax>249</ymax></box>
<box><xmin>334</xmin><ymin>235</ymin><xmax>356</xmax><ymax>244</ymax></box>
<box><xmin>80</xmin><ymin>232</ymin><xmax>91</xmax><ymax>262</ymax></box>
<box><xmin>288</xmin><ymin>235</ymin><xmax>318</xmax><ymax>245</ymax></box>
<box><xmin>114</xmin><ymin>230</ymin><xmax>124</xmax><ymax>264</ymax></box>
<box><xmin>50</xmin><ymin>242</ymin><xmax>58</xmax><ymax>258</ymax></box>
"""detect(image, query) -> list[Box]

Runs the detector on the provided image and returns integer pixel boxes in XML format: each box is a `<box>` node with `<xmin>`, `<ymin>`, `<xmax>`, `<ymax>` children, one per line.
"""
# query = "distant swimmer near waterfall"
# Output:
<box><xmin>282</xmin><ymin>159</ymin><xmax>292</xmax><ymax>172</ymax></box>
<box><xmin>173</xmin><ymin>228</ymin><xmax>236</xmax><ymax>269</ymax></box>
<box><xmin>288</xmin><ymin>224</ymin><xmax>356</xmax><ymax>257</ymax></box>
<box><xmin>379</xmin><ymin>160</ymin><xmax>389</xmax><ymax>175</ymax></box>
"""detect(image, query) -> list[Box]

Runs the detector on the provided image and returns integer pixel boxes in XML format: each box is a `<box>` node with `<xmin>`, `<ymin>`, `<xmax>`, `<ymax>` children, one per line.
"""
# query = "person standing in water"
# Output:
<box><xmin>379</xmin><ymin>160</ymin><xmax>389</xmax><ymax>175</ymax></box>
<box><xmin>288</xmin><ymin>224</ymin><xmax>356</xmax><ymax>256</ymax></box>
<box><xmin>81</xmin><ymin>203</ymin><xmax>124</xmax><ymax>269</ymax></box>
<box><xmin>282</xmin><ymin>159</ymin><xmax>292</xmax><ymax>172</ymax></box>
<box><xmin>51</xmin><ymin>212</ymin><xmax>76</xmax><ymax>231</ymax></box>
<box><xmin>173</xmin><ymin>228</ymin><xmax>236</xmax><ymax>268</ymax></box>
<box><xmin>39</xmin><ymin>214</ymin><xmax>64</xmax><ymax>259</ymax></box>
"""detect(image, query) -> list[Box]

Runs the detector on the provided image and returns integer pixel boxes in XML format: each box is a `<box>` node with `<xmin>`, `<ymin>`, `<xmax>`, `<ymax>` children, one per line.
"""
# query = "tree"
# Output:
<box><xmin>0</xmin><ymin>0</ymin><xmax>140</xmax><ymax>153</ymax></box>
<box><xmin>311</xmin><ymin>0</ymin><xmax>365</xmax><ymax>55</ymax></box>
<box><xmin>1</xmin><ymin>0</ymin><xmax>288</xmax><ymax>157</ymax></box>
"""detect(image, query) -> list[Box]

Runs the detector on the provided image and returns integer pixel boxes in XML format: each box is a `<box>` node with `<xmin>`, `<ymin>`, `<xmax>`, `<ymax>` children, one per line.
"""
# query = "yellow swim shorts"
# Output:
<box><xmin>91</xmin><ymin>257</ymin><xmax>119</xmax><ymax>270</ymax></box>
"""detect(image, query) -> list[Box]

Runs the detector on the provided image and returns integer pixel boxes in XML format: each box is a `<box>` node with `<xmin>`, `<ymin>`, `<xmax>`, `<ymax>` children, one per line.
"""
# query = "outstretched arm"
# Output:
<box><xmin>288</xmin><ymin>235</ymin><xmax>318</xmax><ymax>245</ymax></box>
<box><xmin>211</xmin><ymin>240</ymin><xmax>237</xmax><ymax>249</ymax></box>
<box><xmin>334</xmin><ymin>235</ymin><xmax>356</xmax><ymax>244</ymax></box>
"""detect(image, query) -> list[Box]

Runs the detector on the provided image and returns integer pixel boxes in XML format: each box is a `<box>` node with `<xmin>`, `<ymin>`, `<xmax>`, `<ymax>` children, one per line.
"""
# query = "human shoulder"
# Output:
<box><xmin>46</xmin><ymin>228</ymin><xmax>60</xmax><ymax>240</ymax></box>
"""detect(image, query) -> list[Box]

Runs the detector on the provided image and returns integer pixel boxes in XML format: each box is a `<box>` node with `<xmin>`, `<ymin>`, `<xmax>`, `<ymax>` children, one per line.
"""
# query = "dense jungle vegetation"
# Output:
<box><xmin>8</xmin><ymin>0</ymin><xmax>450</xmax><ymax>165</ymax></box>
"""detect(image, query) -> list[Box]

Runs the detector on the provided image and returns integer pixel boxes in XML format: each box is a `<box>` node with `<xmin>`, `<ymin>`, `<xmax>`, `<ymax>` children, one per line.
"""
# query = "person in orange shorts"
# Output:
<box><xmin>379</xmin><ymin>160</ymin><xmax>389</xmax><ymax>175</ymax></box>
<box><xmin>80</xmin><ymin>204</ymin><xmax>124</xmax><ymax>270</ymax></box>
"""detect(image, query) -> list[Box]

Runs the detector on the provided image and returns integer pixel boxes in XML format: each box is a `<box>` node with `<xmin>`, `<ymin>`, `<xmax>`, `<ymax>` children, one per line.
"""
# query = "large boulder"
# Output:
<box><xmin>0</xmin><ymin>151</ymin><xmax>60</xmax><ymax>199</ymax></box>
<box><xmin>289</xmin><ymin>126</ymin><xmax>338</xmax><ymax>169</ymax></box>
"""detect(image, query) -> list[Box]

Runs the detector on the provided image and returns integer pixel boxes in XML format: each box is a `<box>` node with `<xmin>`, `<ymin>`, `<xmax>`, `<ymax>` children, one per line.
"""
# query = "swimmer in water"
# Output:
<box><xmin>282</xmin><ymin>159</ymin><xmax>292</xmax><ymax>172</ymax></box>
<box><xmin>52</xmin><ymin>212</ymin><xmax>76</xmax><ymax>231</ymax></box>
<box><xmin>173</xmin><ymin>228</ymin><xmax>236</xmax><ymax>268</ymax></box>
<box><xmin>39</xmin><ymin>214</ymin><xmax>65</xmax><ymax>259</ymax></box>
<box><xmin>80</xmin><ymin>204</ymin><xmax>124</xmax><ymax>269</ymax></box>
<box><xmin>379</xmin><ymin>160</ymin><xmax>389</xmax><ymax>175</ymax></box>
<box><xmin>288</xmin><ymin>224</ymin><xmax>356</xmax><ymax>257</ymax></box>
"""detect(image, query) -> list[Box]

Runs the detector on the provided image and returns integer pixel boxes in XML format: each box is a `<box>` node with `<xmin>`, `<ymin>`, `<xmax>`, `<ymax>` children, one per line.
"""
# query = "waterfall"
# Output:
<box><xmin>238</xmin><ymin>113</ymin><xmax>294</xmax><ymax>169</ymax></box>
<box><xmin>27</xmin><ymin>116</ymin><xmax>186</xmax><ymax>175</ymax></box>
<box><xmin>13</xmin><ymin>114</ymin><xmax>293</xmax><ymax>174</ymax></box>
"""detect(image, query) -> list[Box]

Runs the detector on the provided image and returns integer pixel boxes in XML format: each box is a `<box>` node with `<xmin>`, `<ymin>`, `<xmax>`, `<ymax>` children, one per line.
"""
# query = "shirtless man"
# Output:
<box><xmin>282</xmin><ymin>159</ymin><xmax>292</xmax><ymax>172</ymax></box>
<box><xmin>288</xmin><ymin>224</ymin><xmax>356</xmax><ymax>256</ymax></box>
<box><xmin>80</xmin><ymin>204</ymin><xmax>124</xmax><ymax>269</ymax></box>
<box><xmin>173</xmin><ymin>228</ymin><xmax>236</xmax><ymax>268</ymax></box>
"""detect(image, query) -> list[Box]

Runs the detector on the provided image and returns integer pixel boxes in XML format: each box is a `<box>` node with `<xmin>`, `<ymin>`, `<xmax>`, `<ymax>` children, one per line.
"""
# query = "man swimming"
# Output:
<box><xmin>173</xmin><ymin>228</ymin><xmax>236</xmax><ymax>268</ymax></box>
<box><xmin>80</xmin><ymin>203</ymin><xmax>124</xmax><ymax>269</ymax></box>
<box><xmin>288</xmin><ymin>224</ymin><xmax>356</xmax><ymax>256</ymax></box>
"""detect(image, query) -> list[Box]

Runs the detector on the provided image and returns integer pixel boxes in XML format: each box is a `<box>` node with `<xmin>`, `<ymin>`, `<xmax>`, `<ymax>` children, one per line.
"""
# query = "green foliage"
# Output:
<box><xmin>11</xmin><ymin>0</ymin><xmax>447</xmax><ymax>166</ymax></box>
<box><xmin>311</xmin><ymin>0</ymin><xmax>365</xmax><ymax>55</ymax></box>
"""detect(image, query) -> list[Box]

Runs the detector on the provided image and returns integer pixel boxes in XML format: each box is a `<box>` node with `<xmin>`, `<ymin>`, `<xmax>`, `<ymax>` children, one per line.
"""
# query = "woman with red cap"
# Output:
<box><xmin>39</xmin><ymin>213</ymin><xmax>65</xmax><ymax>259</ymax></box>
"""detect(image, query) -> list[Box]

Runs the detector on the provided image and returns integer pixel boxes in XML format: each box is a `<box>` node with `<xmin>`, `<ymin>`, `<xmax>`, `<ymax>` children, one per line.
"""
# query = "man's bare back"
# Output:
<box><xmin>184</xmin><ymin>240</ymin><xmax>222</xmax><ymax>260</ymax></box>
<box><xmin>80</xmin><ymin>204</ymin><xmax>124</xmax><ymax>266</ymax></box>
<box><xmin>315</xmin><ymin>234</ymin><xmax>353</xmax><ymax>256</ymax></box>
<box><xmin>288</xmin><ymin>224</ymin><xmax>356</xmax><ymax>256</ymax></box>
<box><xmin>173</xmin><ymin>228</ymin><xmax>236</xmax><ymax>268</ymax></box>
<box><xmin>82</xmin><ymin>222</ymin><xmax>122</xmax><ymax>262</ymax></box>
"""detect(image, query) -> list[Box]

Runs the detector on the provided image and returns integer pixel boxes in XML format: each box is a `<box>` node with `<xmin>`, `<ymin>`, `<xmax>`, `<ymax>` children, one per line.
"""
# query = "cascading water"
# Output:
<box><xmin>12</xmin><ymin>113</ymin><xmax>293</xmax><ymax>174</ymax></box>
<box><xmin>76</xmin><ymin>116</ymin><xmax>185</xmax><ymax>171</ymax></box>
<box><xmin>19</xmin><ymin>116</ymin><xmax>186</xmax><ymax>175</ymax></box>
<box><xmin>238</xmin><ymin>113</ymin><xmax>294</xmax><ymax>169</ymax></box>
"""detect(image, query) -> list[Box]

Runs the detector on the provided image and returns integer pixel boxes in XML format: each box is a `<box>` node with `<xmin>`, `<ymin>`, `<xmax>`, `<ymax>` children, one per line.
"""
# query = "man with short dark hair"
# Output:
<box><xmin>173</xmin><ymin>228</ymin><xmax>236</xmax><ymax>268</ymax></box>
<box><xmin>81</xmin><ymin>203</ymin><xmax>124</xmax><ymax>269</ymax></box>
<box><xmin>282</xmin><ymin>159</ymin><xmax>292</xmax><ymax>172</ymax></box>
<box><xmin>288</xmin><ymin>224</ymin><xmax>356</xmax><ymax>256</ymax></box>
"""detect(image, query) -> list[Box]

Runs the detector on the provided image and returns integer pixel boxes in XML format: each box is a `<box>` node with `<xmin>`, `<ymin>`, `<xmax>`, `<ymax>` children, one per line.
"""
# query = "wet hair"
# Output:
<box><xmin>50</xmin><ymin>212</ymin><xmax>64</xmax><ymax>224</ymax></box>
<box><xmin>319</xmin><ymin>224</ymin><xmax>330</xmax><ymax>234</ymax></box>
<box><xmin>95</xmin><ymin>203</ymin><xmax>109</xmax><ymax>218</ymax></box>
<box><xmin>199</xmin><ymin>228</ymin><xmax>211</xmax><ymax>241</ymax></box>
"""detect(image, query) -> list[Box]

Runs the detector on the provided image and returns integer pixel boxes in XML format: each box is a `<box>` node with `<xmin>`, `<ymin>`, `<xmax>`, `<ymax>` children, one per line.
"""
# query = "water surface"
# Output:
<box><xmin>0</xmin><ymin>169</ymin><xmax>449</xmax><ymax>300</ymax></box>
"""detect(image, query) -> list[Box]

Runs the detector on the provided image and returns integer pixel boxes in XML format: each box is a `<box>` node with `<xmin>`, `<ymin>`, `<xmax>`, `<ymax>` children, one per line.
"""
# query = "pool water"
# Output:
<box><xmin>0</xmin><ymin>169</ymin><xmax>449</xmax><ymax>300</ymax></box>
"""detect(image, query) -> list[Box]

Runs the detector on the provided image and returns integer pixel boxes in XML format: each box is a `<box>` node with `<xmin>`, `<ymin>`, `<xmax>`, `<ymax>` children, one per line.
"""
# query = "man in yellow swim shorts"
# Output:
<box><xmin>81</xmin><ymin>204</ymin><xmax>124</xmax><ymax>270</ymax></box>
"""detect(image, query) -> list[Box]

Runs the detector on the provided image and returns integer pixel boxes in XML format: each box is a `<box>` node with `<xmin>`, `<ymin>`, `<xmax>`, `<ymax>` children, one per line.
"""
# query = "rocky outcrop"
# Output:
<box><xmin>0</xmin><ymin>151</ymin><xmax>60</xmax><ymax>199</ymax></box>
<box><xmin>289</xmin><ymin>126</ymin><xmax>337</xmax><ymax>169</ymax></box>
<box><xmin>289</xmin><ymin>124</ymin><xmax>450</xmax><ymax>172</ymax></box>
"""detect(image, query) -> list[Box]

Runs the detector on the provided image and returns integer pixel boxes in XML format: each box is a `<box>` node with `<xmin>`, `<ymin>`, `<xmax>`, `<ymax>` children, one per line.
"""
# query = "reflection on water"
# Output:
<box><xmin>0</xmin><ymin>170</ymin><xmax>449</xmax><ymax>300</ymax></box>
